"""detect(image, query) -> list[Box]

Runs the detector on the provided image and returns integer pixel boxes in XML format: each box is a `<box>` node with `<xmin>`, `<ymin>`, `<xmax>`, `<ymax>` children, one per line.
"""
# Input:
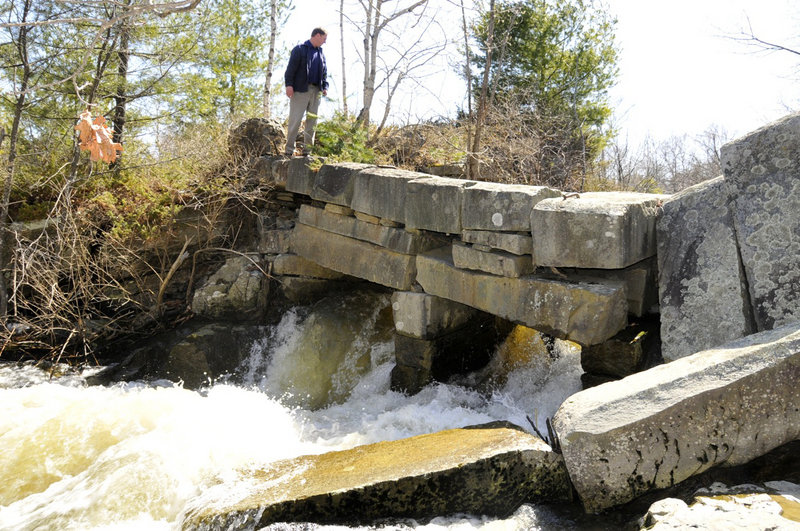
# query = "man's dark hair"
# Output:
<box><xmin>311</xmin><ymin>28</ymin><xmax>327</xmax><ymax>37</ymax></box>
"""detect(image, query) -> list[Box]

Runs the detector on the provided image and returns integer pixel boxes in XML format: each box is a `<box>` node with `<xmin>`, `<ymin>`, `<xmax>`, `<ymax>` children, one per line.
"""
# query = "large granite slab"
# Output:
<box><xmin>391</xmin><ymin>291</ymin><xmax>476</xmax><ymax>339</ymax></box>
<box><xmin>553</xmin><ymin>321</ymin><xmax>800</xmax><ymax>513</ymax></box>
<box><xmin>405</xmin><ymin>176</ymin><xmax>477</xmax><ymax>234</ymax></box>
<box><xmin>657</xmin><ymin>177</ymin><xmax>755</xmax><ymax>361</ymax></box>
<box><xmin>452</xmin><ymin>241</ymin><xmax>534</xmax><ymax>278</ymax></box>
<box><xmin>721</xmin><ymin>112</ymin><xmax>800</xmax><ymax>331</ymax></box>
<box><xmin>416</xmin><ymin>247</ymin><xmax>628</xmax><ymax>346</ymax></box>
<box><xmin>284</xmin><ymin>156</ymin><xmax>319</xmax><ymax>196</ymax></box>
<box><xmin>310</xmin><ymin>162</ymin><xmax>375</xmax><ymax>206</ymax></box>
<box><xmin>182</xmin><ymin>424</ymin><xmax>571</xmax><ymax>529</ymax></box>
<box><xmin>351</xmin><ymin>167</ymin><xmax>429</xmax><ymax>223</ymax></box>
<box><xmin>462</xmin><ymin>182</ymin><xmax>560</xmax><ymax>231</ymax></box>
<box><xmin>461</xmin><ymin>229</ymin><xmax>533</xmax><ymax>256</ymax></box>
<box><xmin>291</xmin><ymin>223</ymin><xmax>417</xmax><ymax>290</ymax></box>
<box><xmin>298</xmin><ymin>204</ymin><xmax>446</xmax><ymax>255</ymax></box>
<box><xmin>531</xmin><ymin>192</ymin><xmax>667</xmax><ymax>269</ymax></box>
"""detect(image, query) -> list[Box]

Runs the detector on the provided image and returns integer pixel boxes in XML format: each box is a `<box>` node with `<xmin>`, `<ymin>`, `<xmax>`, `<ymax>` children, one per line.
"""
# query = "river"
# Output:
<box><xmin>0</xmin><ymin>291</ymin><xmax>585</xmax><ymax>530</ymax></box>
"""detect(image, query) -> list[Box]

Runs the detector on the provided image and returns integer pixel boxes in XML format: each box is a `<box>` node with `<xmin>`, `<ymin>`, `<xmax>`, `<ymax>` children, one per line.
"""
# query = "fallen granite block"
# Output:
<box><xmin>452</xmin><ymin>241</ymin><xmax>534</xmax><ymax>278</ymax></box>
<box><xmin>657</xmin><ymin>177</ymin><xmax>755</xmax><ymax>362</ymax></box>
<box><xmin>553</xmin><ymin>320</ymin><xmax>800</xmax><ymax>514</ymax></box>
<box><xmin>462</xmin><ymin>182</ymin><xmax>560</xmax><ymax>231</ymax></box>
<box><xmin>292</xmin><ymin>223</ymin><xmax>417</xmax><ymax>290</ymax></box>
<box><xmin>298</xmin><ymin>205</ymin><xmax>447</xmax><ymax>255</ymax></box>
<box><xmin>405</xmin><ymin>176</ymin><xmax>477</xmax><ymax>234</ymax></box>
<box><xmin>351</xmin><ymin>167</ymin><xmax>429</xmax><ymax>223</ymax></box>
<box><xmin>531</xmin><ymin>192</ymin><xmax>668</xmax><ymax>269</ymax></box>
<box><xmin>310</xmin><ymin>162</ymin><xmax>375</xmax><ymax>206</ymax></box>
<box><xmin>461</xmin><ymin>229</ymin><xmax>533</xmax><ymax>256</ymax></box>
<box><xmin>391</xmin><ymin>291</ymin><xmax>476</xmax><ymax>339</ymax></box>
<box><xmin>416</xmin><ymin>247</ymin><xmax>627</xmax><ymax>346</ymax></box>
<box><xmin>181</xmin><ymin>424</ymin><xmax>571</xmax><ymax>529</ymax></box>
<box><xmin>721</xmin><ymin>112</ymin><xmax>800</xmax><ymax>331</ymax></box>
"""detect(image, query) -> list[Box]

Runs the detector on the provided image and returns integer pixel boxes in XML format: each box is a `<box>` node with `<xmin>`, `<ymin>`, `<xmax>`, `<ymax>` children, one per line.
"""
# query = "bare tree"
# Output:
<box><xmin>263</xmin><ymin>0</ymin><xmax>278</xmax><ymax>117</ymax></box>
<box><xmin>349</xmin><ymin>0</ymin><xmax>429</xmax><ymax>125</ymax></box>
<box><xmin>469</xmin><ymin>0</ymin><xmax>494</xmax><ymax>180</ymax></box>
<box><xmin>339</xmin><ymin>0</ymin><xmax>349</xmax><ymax>115</ymax></box>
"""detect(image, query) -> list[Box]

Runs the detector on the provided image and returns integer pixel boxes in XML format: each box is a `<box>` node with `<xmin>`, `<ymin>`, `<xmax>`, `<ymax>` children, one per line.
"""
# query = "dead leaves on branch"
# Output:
<box><xmin>75</xmin><ymin>110</ymin><xmax>123</xmax><ymax>164</ymax></box>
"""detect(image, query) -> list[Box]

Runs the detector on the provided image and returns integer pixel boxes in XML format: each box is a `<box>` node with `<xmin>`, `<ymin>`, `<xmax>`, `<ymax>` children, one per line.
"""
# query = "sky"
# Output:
<box><xmin>280</xmin><ymin>0</ymin><xmax>799</xmax><ymax>146</ymax></box>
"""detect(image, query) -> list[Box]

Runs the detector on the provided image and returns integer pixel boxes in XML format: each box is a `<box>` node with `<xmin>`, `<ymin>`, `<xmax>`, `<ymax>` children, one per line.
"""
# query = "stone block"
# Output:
<box><xmin>285</xmin><ymin>156</ymin><xmax>319</xmax><ymax>196</ymax></box>
<box><xmin>405</xmin><ymin>176</ymin><xmax>477</xmax><ymax>234</ymax></box>
<box><xmin>552</xmin><ymin>321</ymin><xmax>800</xmax><ymax>513</ymax></box>
<box><xmin>721</xmin><ymin>112</ymin><xmax>800</xmax><ymax>331</ymax></box>
<box><xmin>452</xmin><ymin>241</ymin><xmax>534</xmax><ymax>278</ymax></box>
<box><xmin>416</xmin><ymin>247</ymin><xmax>628</xmax><ymax>346</ymax></box>
<box><xmin>191</xmin><ymin>255</ymin><xmax>268</xmax><ymax>321</ymax></box>
<box><xmin>461</xmin><ymin>230</ymin><xmax>533</xmax><ymax>256</ymax></box>
<box><xmin>657</xmin><ymin>177</ymin><xmax>755</xmax><ymax>362</ymax></box>
<box><xmin>183</xmin><ymin>424</ymin><xmax>571</xmax><ymax>528</ymax></box>
<box><xmin>579</xmin><ymin>319</ymin><xmax>660</xmax><ymax>378</ymax></box>
<box><xmin>292</xmin><ymin>223</ymin><xmax>417</xmax><ymax>290</ymax></box>
<box><xmin>271</xmin><ymin>158</ymin><xmax>289</xmax><ymax>189</ymax></box>
<box><xmin>391</xmin><ymin>291</ymin><xmax>477</xmax><ymax>339</ymax></box>
<box><xmin>422</xmin><ymin>163</ymin><xmax>465</xmax><ymax>178</ymax></box>
<box><xmin>390</xmin><ymin>363</ymin><xmax>432</xmax><ymax>395</ymax></box>
<box><xmin>298</xmin><ymin>205</ymin><xmax>447</xmax><ymax>255</ymax></box>
<box><xmin>463</xmin><ymin>182</ymin><xmax>560</xmax><ymax>231</ymax></box>
<box><xmin>556</xmin><ymin>258</ymin><xmax>658</xmax><ymax>318</ymax></box>
<box><xmin>531</xmin><ymin>192</ymin><xmax>668</xmax><ymax>269</ymax></box>
<box><xmin>259</xmin><ymin>228</ymin><xmax>293</xmax><ymax>254</ymax></box>
<box><xmin>278</xmin><ymin>277</ymin><xmax>353</xmax><ymax>304</ymax></box>
<box><xmin>272</xmin><ymin>253</ymin><xmax>343</xmax><ymax>279</ymax></box>
<box><xmin>310</xmin><ymin>162</ymin><xmax>374</xmax><ymax>206</ymax></box>
<box><xmin>351</xmin><ymin>167</ymin><xmax>428</xmax><ymax>223</ymax></box>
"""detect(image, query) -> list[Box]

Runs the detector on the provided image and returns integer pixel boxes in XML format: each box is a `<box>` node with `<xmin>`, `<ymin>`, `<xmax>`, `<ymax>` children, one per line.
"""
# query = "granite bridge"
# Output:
<box><xmin>258</xmin><ymin>158</ymin><xmax>667</xmax><ymax>392</ymax></box>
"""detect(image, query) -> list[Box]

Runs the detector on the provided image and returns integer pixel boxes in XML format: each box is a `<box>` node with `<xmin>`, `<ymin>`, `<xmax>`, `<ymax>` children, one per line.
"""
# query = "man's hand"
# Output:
<box><xmin>286</xmin><ymin>86</ymin><xmax>294</xmax><ymax>98</ymax></box>
<box><xmin>322</xmin><ymin>89</ymin><xmax>327</xmax><ymax>97</ymax></box>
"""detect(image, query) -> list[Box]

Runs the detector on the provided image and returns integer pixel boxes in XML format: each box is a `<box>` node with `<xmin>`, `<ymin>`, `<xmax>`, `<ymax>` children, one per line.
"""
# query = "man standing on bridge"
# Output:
<box><xmin>284</xmin><ymin>27</ymin><xmax>328</xmax><ymax>157</ymax></box>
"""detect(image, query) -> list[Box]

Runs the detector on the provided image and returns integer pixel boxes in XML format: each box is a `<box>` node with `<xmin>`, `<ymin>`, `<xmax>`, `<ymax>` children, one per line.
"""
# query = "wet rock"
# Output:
<box><xmin>553</xmin><ymin>321</ymin><xmax>800</xmax><ymax>514</ymax></box>
<box><xmin>191</xmin><ymin>255</ymin><xmax>269</xmax><ymax>321</ymax></box>
<box><xmin>161</xmin><ymin>323</ymin><xmax>264</xmax><ymax>389</ymax></box>
<box><xmin>721</xmin><ymin>112</ymin><xmax>800</xmax><ymax>332</ymax></box>
<box><xmin>181</xmin><ymin>424</ymin><xmax>571</xmax><ymax>528</ymax></box>
<box><xmin>642</xmin><ymin>481</ymin><xmax>800</xmax><ymax>530</ymax></box>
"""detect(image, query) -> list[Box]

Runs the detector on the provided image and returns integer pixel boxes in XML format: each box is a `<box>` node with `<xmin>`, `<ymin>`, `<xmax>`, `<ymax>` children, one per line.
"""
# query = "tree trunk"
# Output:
<box><xmin>470</xmin><ymin>0</ymin><xmax>495</xmax><ymax>180</ymax></box>
<box><xmin>339</xmin><ymin>0</ymin><xmax>348</xmax><ymax>115</ymax></box>
<box><xmin>112</xmin><ymin>6</ymin><xmax>132</xmax><ymax>173</ymax></box>
<box><xmin>0</xmin><ymin>0</ymin><xmax>33</xmax><ymax>317</ymax></box>
<box><xmin>263</xmin><ymin>0</ymin><xmax>277</xmax><ymax>118</ymax></box>
<box><xmin>460</xmin><ymin>0</ymin><xmax>474</xmax><ymax>180</ymax></box>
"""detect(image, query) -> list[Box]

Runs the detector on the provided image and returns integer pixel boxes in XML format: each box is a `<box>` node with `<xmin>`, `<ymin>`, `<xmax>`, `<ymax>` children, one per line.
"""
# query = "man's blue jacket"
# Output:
<box><xmin>284</xmin><ymin>40</ymin><xmax>328</xmax><ymax>93</ymax></box>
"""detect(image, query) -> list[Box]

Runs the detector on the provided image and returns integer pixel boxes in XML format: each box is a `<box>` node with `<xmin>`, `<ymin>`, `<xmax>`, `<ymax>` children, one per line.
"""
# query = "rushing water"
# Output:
<box><xmin>0</xmin><ymin>291</ymin><xmax>584</xmax><ymax>530</ymax></box>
